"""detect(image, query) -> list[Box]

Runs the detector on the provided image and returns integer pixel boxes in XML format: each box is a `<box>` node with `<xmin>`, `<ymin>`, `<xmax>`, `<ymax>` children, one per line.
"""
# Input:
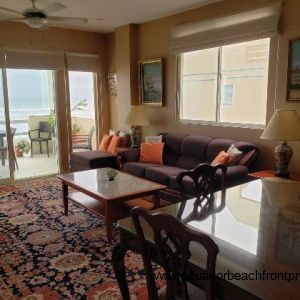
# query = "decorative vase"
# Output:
<box><xmin>15</xmin><ymin>148</ymin><xmax>23</xmax><ymax>157</ymax></box>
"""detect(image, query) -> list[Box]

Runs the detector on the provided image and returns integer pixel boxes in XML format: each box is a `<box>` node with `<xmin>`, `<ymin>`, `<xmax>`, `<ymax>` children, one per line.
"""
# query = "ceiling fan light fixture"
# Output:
<box><xmin>25</xmin><ymin>17</ymin><xmax>47</xmax><ymax>29</ymax></box>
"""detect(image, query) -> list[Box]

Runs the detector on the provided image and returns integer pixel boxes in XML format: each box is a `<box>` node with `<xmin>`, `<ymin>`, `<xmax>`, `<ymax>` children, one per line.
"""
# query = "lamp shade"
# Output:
<box><xmin>260</xmin><ymin>109</ymin><xmax>300</xmax><ymax>141</ymax></box>
<box><xmin>125</xmin><ymin>106</ymin><xmax>150</xmax><ymax>126</ymax></box>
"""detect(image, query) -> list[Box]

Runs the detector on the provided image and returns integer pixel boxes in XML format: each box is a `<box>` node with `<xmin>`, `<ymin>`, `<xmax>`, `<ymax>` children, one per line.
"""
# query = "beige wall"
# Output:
<box><xmin>108</xmin><ymin>0</ymin><xmax>300</xmax><ymax>174</ymax></box>
<box><xmin>0</xmin><ymin>22</ymin><xmax>108</xmax><ymax>172</ymax></box>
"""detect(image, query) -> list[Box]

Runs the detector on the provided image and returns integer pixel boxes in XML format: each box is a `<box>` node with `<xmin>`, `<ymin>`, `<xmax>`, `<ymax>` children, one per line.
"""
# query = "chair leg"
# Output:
<box><xmin>31</xmin><ymin>141</ymin><xmax>33</xmax><ymax>157</ymax></box>
<box><xmin>39</xmin><ymin>141</ymin><xmax>42</xmax><ymax>154</ymax></box>
<box><xmin>46</xmin><ymin>141</ymin><xmax>49</xmax><ymax>158</ymax></box>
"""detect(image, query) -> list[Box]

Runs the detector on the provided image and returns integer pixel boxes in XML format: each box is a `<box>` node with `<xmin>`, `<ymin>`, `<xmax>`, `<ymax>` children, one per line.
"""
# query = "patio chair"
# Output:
<box><xmin>28</xmin><ymin>121</ymin><xmax>52</xmax><ymax>157</ymax></box>
<box><xmin>0</xmin><ymin>127</ymin><xmax>18</xmax><ymax>169</ymax></box>
<box><xmin>72</xmin><ymin>126</ymin><xmax>95</xmax><ymax>151</ymax></box>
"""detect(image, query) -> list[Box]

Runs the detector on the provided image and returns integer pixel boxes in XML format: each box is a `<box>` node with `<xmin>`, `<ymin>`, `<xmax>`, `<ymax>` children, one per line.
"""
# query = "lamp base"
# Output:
<box><xmin>274</xmin><ymin>141</ymin><xmax>293</xmax><ymax>178</ymax></box>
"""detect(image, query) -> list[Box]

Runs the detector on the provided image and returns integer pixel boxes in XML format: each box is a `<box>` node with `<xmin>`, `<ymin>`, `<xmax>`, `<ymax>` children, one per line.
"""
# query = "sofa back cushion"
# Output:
<box><xmin>158</xmin><ymin>133</ymin><xmax>257</xmax><ymax>170</ymax></box>
<box><xmin>175</xmin><ymin>135</ymin><xmax>212</xmax><ymax>169</ymax></box>
<box><xmin>162</xmin><ymin>133</ymin><xmax>186</xmax><ymax>166</ymax></box>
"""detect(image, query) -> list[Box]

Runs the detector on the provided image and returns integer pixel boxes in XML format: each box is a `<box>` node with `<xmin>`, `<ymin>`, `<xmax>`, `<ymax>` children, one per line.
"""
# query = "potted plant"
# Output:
<box><xmin>16</xmin><ymin>140</ymin><xmax>31</xmax><ymax>157</ymax></box>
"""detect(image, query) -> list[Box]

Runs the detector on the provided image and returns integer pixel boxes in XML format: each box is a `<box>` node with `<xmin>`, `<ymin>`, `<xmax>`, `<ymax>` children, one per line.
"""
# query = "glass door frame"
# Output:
<box><xmin>0</xmin><ymin>68</ymin><xmax>15</xmax><ymax>183</ymax></box>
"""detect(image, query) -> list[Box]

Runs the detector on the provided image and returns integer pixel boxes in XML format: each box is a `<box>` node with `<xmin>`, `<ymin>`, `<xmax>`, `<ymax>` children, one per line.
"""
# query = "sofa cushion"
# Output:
<box><xmin>70</xmin><ymin>150</ymin><xmax>117</xmax><ymax>170</ymax></box>
<box><xmin>169</xmin><ymin>165</ymin><xmax>250</xmax><ymax>194</ymax></box>
<box><xmin>175</xmin><ymin>135</ymin><xmax>212</xmax><ymax>169</ymax></box>
<box><xmin>169</xmin><ymin>175</ymin><xmax>195</xmax><ymax>194</ymax></box>
<box><xmin>211</xmin><ymin>151</ymin><xmax>230</xmax><ymax>166</ymax></box>
<box><xmin>99</xmin><ymin>134</ymin><xmax>113</xmax><ymax>152</ymax></box>
<box><xmin>162</xmin><ymin>134</ymin><xmax>186</xmax><ymax>166</ymax></box>
<box><xmin>180</xmin><ymin>135</ymin><xmax>212</xmax><ymax>159</ymax></box>
<box><xmin>163</xmin><ymin>133</ymin><xmax>186</xmax><ymax>155</ymax></box>
<box><xmin>123</xmin><ymin>162</ymin><xmax>162</xmax><ymax>178</ymax></box>
<box><xmin>145</xmin><ymin>166</ymin><xmax>186</xmax><ymax>185</ymax></box>
<box><xmin>139</xmin><ymin>142</ymin><xmax>164</xmax><ymax>164</ymax></box>
<box><xmin>215</xmin><ymin>165</ymin><xmax>250</xmax><ymax>189</ymax></box>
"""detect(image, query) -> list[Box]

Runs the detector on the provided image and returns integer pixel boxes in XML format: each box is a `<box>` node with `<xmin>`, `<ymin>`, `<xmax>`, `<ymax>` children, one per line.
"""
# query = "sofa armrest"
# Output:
<box><xmin>117</xmin><ymin>148</ymin><xmax>140</xmax><ymax>164</ymax></box>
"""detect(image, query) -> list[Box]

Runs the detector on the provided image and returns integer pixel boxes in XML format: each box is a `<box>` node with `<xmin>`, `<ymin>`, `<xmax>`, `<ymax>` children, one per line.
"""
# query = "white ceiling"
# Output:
<box><xmin>0</xmin><ymin>0</ymin><xmax>221</xmax><ymax>33</ymax></box>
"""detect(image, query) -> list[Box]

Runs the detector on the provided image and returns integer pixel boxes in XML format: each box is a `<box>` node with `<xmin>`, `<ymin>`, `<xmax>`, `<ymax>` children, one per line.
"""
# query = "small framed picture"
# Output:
<box><xmin>139</xmin><ymin>58</ymin><xmax>164</xmax><ymax>106</ymax></box>
<box><xmin>108</xmin><ymin>73</ymin><xmax>117</xmax><ymax>96</ymax></box>
<box><xmin>287</xmin><ymin>38</ymin><xmax>300</xmax><ymax>101</ymax></box>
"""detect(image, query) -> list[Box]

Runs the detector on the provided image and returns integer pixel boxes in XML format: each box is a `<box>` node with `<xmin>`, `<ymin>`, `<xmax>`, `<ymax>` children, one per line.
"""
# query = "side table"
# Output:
<box><xmin>249</xmin><ymin>169</ymin><xmax>300</xmax><ymax>182</ymax></box>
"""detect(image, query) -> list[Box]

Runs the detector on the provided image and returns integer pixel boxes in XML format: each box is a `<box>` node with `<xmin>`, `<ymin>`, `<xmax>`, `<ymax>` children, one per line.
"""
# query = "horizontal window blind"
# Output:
<box><xmin>65</xmin><ymin>53</ymin><xmax>100</xmax><ymax>72</ymax></box>
<box><xmin>170</xmin><ymin>1</ymin><xmax>281</xmax><ymax>54</ymax></box>
<box><xmin>5</xmin><ymin>49</ymin><xmax>65</xmax><ymax>70</ymax></box>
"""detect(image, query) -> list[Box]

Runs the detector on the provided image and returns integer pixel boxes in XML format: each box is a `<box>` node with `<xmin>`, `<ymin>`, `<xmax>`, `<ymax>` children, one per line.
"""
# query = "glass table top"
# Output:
<box><xmin>119</xmin><ymin>178</ymin><xmax>300</xmax><ymax>299</ymax></box>
<box><xmin>58</xmin><ymin>168</ymin><xmax>165</xmax><ymax>199</ymax></box>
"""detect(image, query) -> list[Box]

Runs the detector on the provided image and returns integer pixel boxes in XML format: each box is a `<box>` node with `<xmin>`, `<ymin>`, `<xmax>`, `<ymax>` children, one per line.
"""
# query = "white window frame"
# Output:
<box><xmin>176</xmin><ymin>37</ymin><xmax>277</xmax><ymax>130</ymax></box>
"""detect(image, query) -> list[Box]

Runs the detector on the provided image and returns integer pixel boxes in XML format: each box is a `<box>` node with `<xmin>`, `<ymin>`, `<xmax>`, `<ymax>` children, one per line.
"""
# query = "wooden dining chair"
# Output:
<box><xmin>176</xmin><ymin>163</ymin><xmax>227</xmax><ymax>224</ymax></box>
<box><xmin>131</xmin><ymin>206</ymin><xmax>219</xmax><ymax>300</ymax></box>
<box><xmin>176</xmin><ymin>163</ymin><xmax>227</xmax><ymax>200</ymax></box>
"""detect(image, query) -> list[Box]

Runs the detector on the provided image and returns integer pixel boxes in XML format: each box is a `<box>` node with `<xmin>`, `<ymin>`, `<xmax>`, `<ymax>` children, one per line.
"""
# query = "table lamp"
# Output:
<box><xmin>125</xmin><ymin>106</ymin><xmax>150</xmax><ymax>148</ymax></box>
<box><xmin>260</xmin><ymin>109</ymin><xmax>300</xmax><ymax>177</ymax></box>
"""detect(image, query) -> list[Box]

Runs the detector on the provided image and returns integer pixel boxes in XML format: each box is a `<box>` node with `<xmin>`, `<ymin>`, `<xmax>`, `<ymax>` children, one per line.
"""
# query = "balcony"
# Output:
<box><xmin>0</xmin><ymin>114</ymin><xmax>96</xmax><ymax>180</ymax></box>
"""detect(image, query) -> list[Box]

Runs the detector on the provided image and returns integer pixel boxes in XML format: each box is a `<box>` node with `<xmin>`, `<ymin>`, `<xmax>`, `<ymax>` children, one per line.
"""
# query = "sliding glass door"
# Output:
<box><xmin>68</xmin><ymin>71</ymin><xmax>97</xmax><ymax>152</ymax></box>
<box><xmin>3</xmin><ymin>69</ymin><xmax>59</xmax><ymax>180</ymax></box>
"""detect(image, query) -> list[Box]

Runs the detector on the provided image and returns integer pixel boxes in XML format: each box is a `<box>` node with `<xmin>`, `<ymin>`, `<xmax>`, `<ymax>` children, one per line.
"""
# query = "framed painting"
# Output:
<box><xmin>139</xmin><ymin>58</ymin><xmax>163</xmax><ymax>106</ymax></box>
<box><xmin>287</xmin><ymin>38</ymin><xmax>300</xmax><ymax>101</ymax></box>
<box><xmin>108</xmin><ymin>73</ymin><xmax>117</xmax><ymax>96</ymax></box>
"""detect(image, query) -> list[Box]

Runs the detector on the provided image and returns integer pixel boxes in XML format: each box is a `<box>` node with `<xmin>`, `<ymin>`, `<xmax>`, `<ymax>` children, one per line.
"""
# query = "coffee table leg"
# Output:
<box><xmin>62</xmin><ymin>182</ymin><xmax>69</xmax><ymax>216</ymax></box>
<box><xmin>105</xmin><ymin>201</ymin><xmax>113</xmax><ymax>243</ymax></box>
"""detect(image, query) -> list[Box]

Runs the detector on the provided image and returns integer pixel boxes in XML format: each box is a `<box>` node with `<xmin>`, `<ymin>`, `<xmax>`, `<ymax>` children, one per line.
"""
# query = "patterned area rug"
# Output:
<box><xmin>0</xmin><ymin>178</ymin><xmax>163</xmax><ymax>300</ymax></box>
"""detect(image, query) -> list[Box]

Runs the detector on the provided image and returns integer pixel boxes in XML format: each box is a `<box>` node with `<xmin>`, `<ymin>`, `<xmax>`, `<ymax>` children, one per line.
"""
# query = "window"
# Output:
<box><xmin>179</xmin><ymin>38</ymin><xmax>270</xmax><ymax>126</ymax></box>
<box><xmin>223</xmin><ymin>85</ymin><xmax>233</xmax><ymax>107</ymax></box>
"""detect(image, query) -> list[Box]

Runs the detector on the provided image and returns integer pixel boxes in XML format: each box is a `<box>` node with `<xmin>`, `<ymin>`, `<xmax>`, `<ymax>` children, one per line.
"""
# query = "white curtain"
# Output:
<box><xmin>0</xmin><ymin>49</ymin><xmax>5</xmax><ymax>68</ymax></box>
<box><xmin>5</xmin><ymin>49</ymin><xmax>65</xmax><ymax>70</ymax></box>
<box><xmin>65</xmin><ymin>52</ymin><xmax>100</xmax><ymax>72</ymax></box>
<box><xmin>170</xmin><ymin>1</ymin><xmax>281</xmax><ymax>54</ymax></box>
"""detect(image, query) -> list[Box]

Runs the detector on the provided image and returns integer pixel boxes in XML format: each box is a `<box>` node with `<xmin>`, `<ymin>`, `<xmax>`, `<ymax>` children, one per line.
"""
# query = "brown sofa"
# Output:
<box><xmin>118</xmin><ymin>133</ymin><xmax>258</xmax><ymax>194</ymax></box>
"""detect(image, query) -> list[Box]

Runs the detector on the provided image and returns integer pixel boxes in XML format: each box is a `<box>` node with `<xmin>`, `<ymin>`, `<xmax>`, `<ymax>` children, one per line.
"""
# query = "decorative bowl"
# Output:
<box><xmin>106</xmin><ymin>169</ymin><xmax>118</xmax><ymax>181</ymax></box>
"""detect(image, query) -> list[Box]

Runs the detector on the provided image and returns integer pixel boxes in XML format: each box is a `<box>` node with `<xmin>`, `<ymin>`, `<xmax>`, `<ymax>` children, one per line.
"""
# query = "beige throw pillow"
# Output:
<box><xmin>227</xmin><ymin>144</ymin><xmax>243</xmax><ymax>166</ymax></box>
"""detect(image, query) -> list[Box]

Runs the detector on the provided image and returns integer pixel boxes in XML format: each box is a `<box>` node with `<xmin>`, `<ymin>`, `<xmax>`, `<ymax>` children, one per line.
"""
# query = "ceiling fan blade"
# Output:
<box><xmin>42</xmin><ymin>3</ymin><xmax>66</xmax><ymax>15</ymax></box>
<box><xmin>47</xmin><ymin>16</ymin><xmax>88</xmax><ymax>24</ymax></box>
<box><xmin>0</xmin><ymin>6</ymin><xmax>23</xmax><ymax>15</ymax></box>
<box><xmin>0</xmin><ymin>18</ymin><xmax>24</xmax><ymax>22</ymax></box>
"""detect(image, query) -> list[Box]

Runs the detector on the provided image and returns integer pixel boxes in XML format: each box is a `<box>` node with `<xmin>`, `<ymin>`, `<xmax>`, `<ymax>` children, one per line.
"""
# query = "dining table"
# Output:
<box><xmin>112</xmin><ymin>177</ymin><xmax>300</xmax><ymax>300</ymax></box>
<box><xmin>0</xmin><ymin>129</ymin><xmax>6</xmax><ymax>166</ymax></box>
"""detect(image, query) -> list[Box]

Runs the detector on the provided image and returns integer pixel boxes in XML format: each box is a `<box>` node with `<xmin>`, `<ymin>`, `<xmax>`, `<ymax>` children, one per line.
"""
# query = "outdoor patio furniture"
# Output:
<box><xmin>72</xmin><ymin>126</ymin><xmax>95</xmax><ymax>151</ymax></box>
<box><xmin>0</xmin><ymin>127</ymin><xmax>18</xmax><ymax>169</ymax></box>
<box><xmin>28</xmin><ymin>121</ymin><xmax>52</xmax><ymax>157</ymax></box>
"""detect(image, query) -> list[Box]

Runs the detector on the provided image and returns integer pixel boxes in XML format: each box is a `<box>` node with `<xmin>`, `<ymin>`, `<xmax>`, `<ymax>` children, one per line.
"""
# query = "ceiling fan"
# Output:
<box><xmin>0</xmin><ymin>0</ymin><xmax>88</xmax><ymax>29</ymax></box>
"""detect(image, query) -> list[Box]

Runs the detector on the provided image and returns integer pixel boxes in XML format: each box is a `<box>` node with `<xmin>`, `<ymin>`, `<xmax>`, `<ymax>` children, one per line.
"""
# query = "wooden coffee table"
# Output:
<box><xmin>57</xmin><ymin>168</ymin><xmax>166</xmax><ymax>242</ymax></box>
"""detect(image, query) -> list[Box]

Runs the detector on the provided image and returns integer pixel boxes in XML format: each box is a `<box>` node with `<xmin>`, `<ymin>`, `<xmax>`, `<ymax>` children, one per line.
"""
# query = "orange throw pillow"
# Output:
<box><xmin>139</xmin><ymin>142</ymin><xmax>164</xmax><ymax>164</ymax></box>
<box><xmin>99</xmin><ymin>134</ymin><xmax>113</xmax><ymax>152</ymax></box>
<box><xmin>211</xmin><ymin>151</ymin><xmax>230</xmax><ymax>166</ymax></box>
<box><xmin>107</xmin><ymin>135</ymin><xmax>123</xmax><ymax>154</ymax></box>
